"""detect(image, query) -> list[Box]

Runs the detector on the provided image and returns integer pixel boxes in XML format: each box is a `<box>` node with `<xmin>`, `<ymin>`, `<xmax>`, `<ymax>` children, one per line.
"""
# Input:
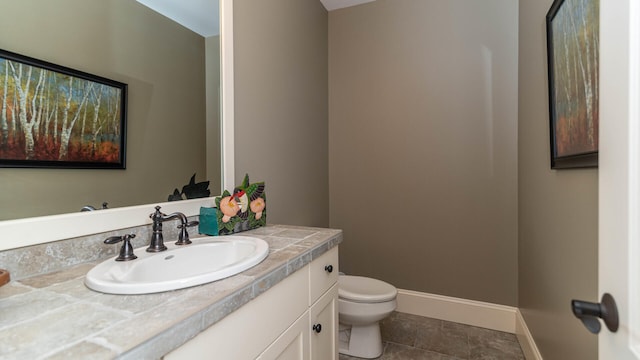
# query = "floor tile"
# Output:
<box><xmin>467</xmin><ymin>326</ymin><xmax>524</xmax><ymax>360</ymax></box>
<box><xmin>341</xmin><ymin>312</ymin><xmax>525</xmax><ymax>360</ymax></box>
<box><xmin>381</xmin><ymin>312</ymin><xmax>419</xmax><ymax>347</ymax></box>
<box><xmin>381</xmin><ymin>343</ymin><xmax>465</xmax><ymax>360</ymax></box>
<box><xmin>414</xmin><ymin>320</ymin><xmax>469</xmax><ymax>359</ymax></box>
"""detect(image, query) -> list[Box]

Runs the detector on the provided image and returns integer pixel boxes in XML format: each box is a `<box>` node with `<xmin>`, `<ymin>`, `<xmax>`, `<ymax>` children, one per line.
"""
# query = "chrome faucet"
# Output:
<box><xmin>80</xmin><ymin>202</ymin><xmax>109</xmax><ymax>212</ymax></box>
<box><xmin>147</xmin><ymin>206</ymin><xmax>199</xmax><ymax>252</ymax></box>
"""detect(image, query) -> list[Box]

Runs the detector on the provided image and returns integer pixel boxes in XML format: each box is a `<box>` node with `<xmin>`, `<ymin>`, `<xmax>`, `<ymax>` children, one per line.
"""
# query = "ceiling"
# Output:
<box><xmin>136</xmin><ymin>0</ymin><xmax>376</xmax><ymax>38</ymax></box>
<box><xmin>136</xmin><ymin>0</ymin><xmax>220</xmax><ymax>37</ymax></box>
<box><xmin>319</xmin><ymin>0</ymin><xmax>375</xmax><ymax>11</ymax></box>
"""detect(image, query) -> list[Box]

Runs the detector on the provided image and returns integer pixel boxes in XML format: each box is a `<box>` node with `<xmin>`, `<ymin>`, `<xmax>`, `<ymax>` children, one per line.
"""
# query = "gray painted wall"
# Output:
<box><xmin>0</xmin><ymin>0</ymin><xmax>207</xmax><ymax>220</ymax></box>
<box><xmin>234</xmin><ymin>1</ymin><xmax>598</xmax><ymax>357</ymax></box>
<box><xmin>234</xmin><ymin>0</ymin><xmax>329</xmax><ymax>227</ymax></box>
<box><xmin>328</xmin><ymin>0</ymin><xmax>519</xmax><ymax>306</ymax></box>
<box><xmin>518</xmin><ymin>0</ymin><xmax>598</xmax><ymax>358</ymax></box>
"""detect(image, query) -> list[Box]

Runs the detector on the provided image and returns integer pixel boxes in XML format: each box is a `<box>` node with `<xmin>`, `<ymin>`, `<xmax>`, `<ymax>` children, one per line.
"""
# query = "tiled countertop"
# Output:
<box><xmin>0</xmin><ymin>225</ymin><xmax>342</xmax><ymax>359</ymax></box>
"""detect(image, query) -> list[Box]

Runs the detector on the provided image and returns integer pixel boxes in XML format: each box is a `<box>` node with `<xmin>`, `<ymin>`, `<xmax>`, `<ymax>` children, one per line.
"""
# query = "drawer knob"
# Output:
<box><xmin>324</xmin><ymin>265</ymin><xmax>333</xmax><ymax>273</ymax></box>
<box><xmin>312</xmin><ymin>323</ymin><xmax>322</xmax><ymax>333</ymax></box>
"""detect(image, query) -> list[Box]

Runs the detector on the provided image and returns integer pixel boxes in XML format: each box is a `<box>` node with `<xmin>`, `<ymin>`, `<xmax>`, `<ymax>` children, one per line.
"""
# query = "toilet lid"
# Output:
<box><xmin>339</xmin><ymin>275</ymin><xmax>397</xmax><ymax>303</ymax></box>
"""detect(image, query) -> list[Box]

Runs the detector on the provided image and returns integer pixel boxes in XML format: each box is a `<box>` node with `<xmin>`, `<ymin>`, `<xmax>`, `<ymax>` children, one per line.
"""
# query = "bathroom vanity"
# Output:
<box><xmin>166</xmin><ymin>246</ymin><xmax>339</xmax><ymax>359</ymax></box>
<box><xmin>0</xmin><ymin>225</ymin><xmax>341</xmax><ymax>359</ymax></box>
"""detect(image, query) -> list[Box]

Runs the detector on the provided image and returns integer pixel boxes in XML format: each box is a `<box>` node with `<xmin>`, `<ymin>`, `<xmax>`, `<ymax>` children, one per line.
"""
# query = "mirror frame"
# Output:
<box><xmin>0</xmin><ymin>0</ymin><xmax>234</xmax><ymax>251</ymax></box>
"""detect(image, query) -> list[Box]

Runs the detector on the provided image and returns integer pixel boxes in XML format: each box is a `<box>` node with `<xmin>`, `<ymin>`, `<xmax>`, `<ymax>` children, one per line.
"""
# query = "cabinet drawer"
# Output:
<box><xmin>309</xmin><ymin>247</ymin><xmax>338</xmax><ymax>304</ymax></box>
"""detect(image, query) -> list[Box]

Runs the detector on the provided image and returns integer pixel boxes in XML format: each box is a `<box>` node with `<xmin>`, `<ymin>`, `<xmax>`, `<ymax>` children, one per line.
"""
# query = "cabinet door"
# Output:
<box><xmin>259</xmin><ymin>312</ymin><xmax>310</xmax><ymax>360</ymax></box>
<box><xmin>309</xmin><ymin>284</ymin><xmax>338</xmax><ymax>360</ymax></box>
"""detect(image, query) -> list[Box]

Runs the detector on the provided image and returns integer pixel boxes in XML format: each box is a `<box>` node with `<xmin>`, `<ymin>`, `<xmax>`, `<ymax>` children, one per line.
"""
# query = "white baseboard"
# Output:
<box><xmin>396</xmin><ymin>289</ymin><xmax>517</xmax><ymax>333</ymax></box>
<box><xmin>515</xmin><ymin>309</ymin><xmax>543</xmax><ymax>360</ymax></box>
<box><xmin>395</xmin><ymin>289</ymin><xmax>543</xmax><ymax>360</ymax></box>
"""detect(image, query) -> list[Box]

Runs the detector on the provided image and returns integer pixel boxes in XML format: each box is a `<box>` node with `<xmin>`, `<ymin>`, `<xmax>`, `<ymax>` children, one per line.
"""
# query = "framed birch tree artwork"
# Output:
<box><xmin>546</xmin><ymin>0</ymin><xmax>599</xmax><ymax>169</ymax></box>
<box><xmin>0</xmin><ymin>49</ymin><xmax>127</xmax><ymax>169</ymax></box>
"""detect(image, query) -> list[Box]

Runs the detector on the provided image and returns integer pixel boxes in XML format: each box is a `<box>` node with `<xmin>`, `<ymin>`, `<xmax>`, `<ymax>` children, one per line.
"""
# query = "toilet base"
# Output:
<box><xmin>338</xmin><ymin>322</ymin><xmax>384</xmax><ymax>359</ymax></box>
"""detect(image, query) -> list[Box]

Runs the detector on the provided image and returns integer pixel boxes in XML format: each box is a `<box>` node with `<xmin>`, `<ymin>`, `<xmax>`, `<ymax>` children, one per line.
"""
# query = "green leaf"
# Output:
<box><xmin>240</xmin><ymin>174</ymin><xmax>250</xmax><ymax>189</ymax></box>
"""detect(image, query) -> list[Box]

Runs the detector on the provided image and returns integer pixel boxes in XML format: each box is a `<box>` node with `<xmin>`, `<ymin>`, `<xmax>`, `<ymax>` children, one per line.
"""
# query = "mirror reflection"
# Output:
<box><xmin>0</xmin><ymin>0</ymin><xmax>221</xmax><ymax>220</ymax></box>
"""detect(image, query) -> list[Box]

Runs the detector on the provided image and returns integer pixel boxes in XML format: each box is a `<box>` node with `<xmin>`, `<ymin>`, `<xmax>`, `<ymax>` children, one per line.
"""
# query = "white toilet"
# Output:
<box><xmin>338</xmin><ymin>275</ymin><xmax>397</xmax><ymax>358</ymax></box>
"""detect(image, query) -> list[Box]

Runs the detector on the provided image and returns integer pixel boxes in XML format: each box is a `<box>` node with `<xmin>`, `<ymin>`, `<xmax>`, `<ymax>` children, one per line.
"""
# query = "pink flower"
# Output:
<box><xmin>219</xmin><ymin>196</ymin><xmax>240</xmax><ymax>223</ymax></box>
<box><xmin>250</xmin><ymin>198</ymin><xmax>265</xmax><ymax>220</ymax></box>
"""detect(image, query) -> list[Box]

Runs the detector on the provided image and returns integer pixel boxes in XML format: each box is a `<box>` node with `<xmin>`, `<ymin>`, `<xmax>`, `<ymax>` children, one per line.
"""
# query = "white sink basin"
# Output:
<box><xmin>85</xmin><ymin>235</ymin><xmax>269</xmax><ymax>294</ymax></box>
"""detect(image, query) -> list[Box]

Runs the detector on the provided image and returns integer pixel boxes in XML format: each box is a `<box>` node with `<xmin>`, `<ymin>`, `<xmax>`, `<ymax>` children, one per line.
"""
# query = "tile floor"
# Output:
<box><xmin>339</xmin><ymin>312</ymin><xmax>525</xmax><ymax>360</ymax></box>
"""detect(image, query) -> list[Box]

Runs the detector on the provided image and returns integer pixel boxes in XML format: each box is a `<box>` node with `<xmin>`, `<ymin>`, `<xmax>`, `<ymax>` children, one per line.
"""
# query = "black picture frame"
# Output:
<box><xmin>546</xmin><ymin>0</ymin><xmax>599</xmax><ymax>169</ymax></box>
<box><xmin>0</xmin><ymin>49</ymin><xmax>127</xmax><ymax>169</ymax></box>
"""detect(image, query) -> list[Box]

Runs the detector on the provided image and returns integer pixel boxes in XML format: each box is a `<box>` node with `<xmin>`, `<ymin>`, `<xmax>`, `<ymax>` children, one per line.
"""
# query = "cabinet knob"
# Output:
<box><xmin>312</xmin><ymin>323</ymin><xmax>322</xmax><ymax>333</ymax></box>
<box><xmin>324</xmin><ymin>265</ymin><xmax>333</xmax><ymax>273</ymax></box>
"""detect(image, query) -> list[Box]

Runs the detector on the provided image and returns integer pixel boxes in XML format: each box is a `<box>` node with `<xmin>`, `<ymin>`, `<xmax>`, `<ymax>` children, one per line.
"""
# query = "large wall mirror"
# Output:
<box><xmin>0</xmin><ymin>0</ymin><xmax>224</xmax><ymax>221</ymax></box>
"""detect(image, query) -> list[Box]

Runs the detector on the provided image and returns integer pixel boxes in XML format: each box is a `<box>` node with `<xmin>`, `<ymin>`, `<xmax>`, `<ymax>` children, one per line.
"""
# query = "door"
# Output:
<box><xmin>599</xmin><ymin>0</ymin><xmax>640</xmax><ymax>358</ymax></box>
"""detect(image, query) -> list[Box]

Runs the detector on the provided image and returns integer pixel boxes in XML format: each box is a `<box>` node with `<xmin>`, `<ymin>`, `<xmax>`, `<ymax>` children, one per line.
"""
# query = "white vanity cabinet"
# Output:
<box><xmin>164</xmin><ymin>246</ymin><xmax>339</xmax><ymax>360</ymax></box>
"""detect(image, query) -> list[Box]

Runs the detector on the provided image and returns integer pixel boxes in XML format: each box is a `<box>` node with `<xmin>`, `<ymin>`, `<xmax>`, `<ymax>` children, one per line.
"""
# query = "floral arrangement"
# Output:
<box><xmin>214</xmin><ymin>174</ymin><xmax>266</xmax><ymax>235</ymax></box>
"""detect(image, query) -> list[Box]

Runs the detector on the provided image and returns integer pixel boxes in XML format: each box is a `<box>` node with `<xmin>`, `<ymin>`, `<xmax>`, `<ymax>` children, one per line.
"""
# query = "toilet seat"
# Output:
<box><xmin>339</xmin><ymin>275</ymin><xmax>397</xmax><ymax>303</ymax></box>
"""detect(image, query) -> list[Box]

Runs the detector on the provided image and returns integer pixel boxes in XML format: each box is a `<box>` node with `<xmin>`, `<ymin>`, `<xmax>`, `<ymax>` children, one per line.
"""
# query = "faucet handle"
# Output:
<box><xmin>175</xmin><ymin>221</ymin><xmax>199</xmax><ymax>246</ymax></box>
<box><xmin>150</xmin><ymin>205</ymin><xmax>165</xmax><ymax>220</ymax></box>
<box><xmin>105</xmin><ymin>234</ymin><xmax>138</xmax><ymax>261</ymax></box>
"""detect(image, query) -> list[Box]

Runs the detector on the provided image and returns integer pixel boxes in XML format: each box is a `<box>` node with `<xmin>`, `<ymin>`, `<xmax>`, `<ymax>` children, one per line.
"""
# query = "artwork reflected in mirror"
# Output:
<box><xmin>0</xmin><ymin>49</ymin><xmax>127</xmax><ymax>169</ymax></box>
